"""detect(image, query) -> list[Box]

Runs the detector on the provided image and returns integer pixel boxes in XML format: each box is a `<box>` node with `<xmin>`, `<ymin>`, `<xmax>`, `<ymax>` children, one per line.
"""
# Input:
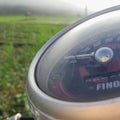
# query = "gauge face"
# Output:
<box><xmin>36</xmin><ymin>10</ymin><xmax>120</xmax><ymax>102</ymax></box>
<box><xmin>46</xmin><ymin>42</ymin><xmax>120</xmax><ymax>101</ymax></box>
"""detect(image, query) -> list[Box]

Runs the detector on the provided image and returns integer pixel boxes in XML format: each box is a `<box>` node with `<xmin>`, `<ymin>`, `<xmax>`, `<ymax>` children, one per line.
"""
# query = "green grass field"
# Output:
<box><xmin>0</xmin><ymin>15</ymin><xmax>80</xmax><ymax>24</ymax></box>
<box><xmin>0</xmin><ymin>15</ymin><xmax>80</xmax><ymax>119</ymax></box>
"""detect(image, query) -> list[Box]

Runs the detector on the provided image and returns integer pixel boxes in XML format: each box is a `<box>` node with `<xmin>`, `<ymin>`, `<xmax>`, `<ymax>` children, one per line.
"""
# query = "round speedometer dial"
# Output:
<box><xmin>36</xmin><ymin>9</ymin><xmax>120</xmax><ymax>102</ymax></box>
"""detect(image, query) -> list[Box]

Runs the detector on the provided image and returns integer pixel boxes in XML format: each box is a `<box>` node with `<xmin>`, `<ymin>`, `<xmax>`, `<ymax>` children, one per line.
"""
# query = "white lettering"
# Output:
<box><xmin>102</xmin><ymin>83</ymin><xmax>106</xmax><ymax>90</ymax></box>
<box><xmin>96</xmin><ymin>84</ymin><xmax>102</xmax><ymax>91</ymax></box>
<box><xmin>96</xmin><ymin>80</ymin><xmax>120</xmax><ymax>91</ymax></box>
<box><xmin>113</xmin><ymin>81</ymin><xmax>120</xmax><ymax>88</ymax></box>
<box><xmin>106</xmin><ymin>82</ymin><xmax>113</xmax><ymax>89</ymax></box>
<box><xmin>96</xmin><ymin>83</ymin><xmax>106</xmax><ymax>91</ymax></box>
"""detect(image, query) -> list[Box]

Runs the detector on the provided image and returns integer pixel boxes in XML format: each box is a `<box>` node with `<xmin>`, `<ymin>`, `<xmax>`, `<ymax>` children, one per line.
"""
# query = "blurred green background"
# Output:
<box><xmin>0</xmin><ymin>15</ymin><xmax>80</xmax><ymax>119</ymax></box>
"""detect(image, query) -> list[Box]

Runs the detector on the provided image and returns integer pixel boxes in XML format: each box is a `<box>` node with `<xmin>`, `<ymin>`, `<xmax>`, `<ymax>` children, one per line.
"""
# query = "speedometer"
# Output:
<box><xmin>35</xmin><ymin>7</ymin><xmax>120</xmax><ymax>102</ymax></box>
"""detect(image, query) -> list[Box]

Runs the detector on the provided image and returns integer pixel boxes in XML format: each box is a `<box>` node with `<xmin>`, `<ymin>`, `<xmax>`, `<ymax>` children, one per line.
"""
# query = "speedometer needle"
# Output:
<box><xmin>65</xmin><ymin>52</ymin><xmax>95</xmax><ymax>60</ymax></box>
